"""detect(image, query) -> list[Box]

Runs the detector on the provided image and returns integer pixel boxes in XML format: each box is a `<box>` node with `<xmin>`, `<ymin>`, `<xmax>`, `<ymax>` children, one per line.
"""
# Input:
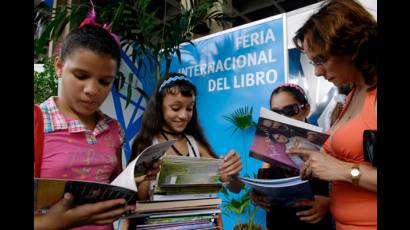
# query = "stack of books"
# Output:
<box><xmin>125</xmin><ymin>155</ymin><xmax>224</xmax><ymax>229</ymax></box>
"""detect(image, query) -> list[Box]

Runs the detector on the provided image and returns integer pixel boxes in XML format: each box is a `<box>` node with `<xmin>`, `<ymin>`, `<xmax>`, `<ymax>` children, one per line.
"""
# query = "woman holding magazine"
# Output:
<box><xmin>129</xmin><ymin>72</ymin><xmax>244</xmax><ymax>200</ymax></box>
<box><xmin>251</xmin><ymin>83</ymin><xmax>333</xmax><ymax>230</ymax></box>
<box><xmin>288</xmin><ymin>0</ymin><xmax>377</xmax><ymax>229</ymax></box>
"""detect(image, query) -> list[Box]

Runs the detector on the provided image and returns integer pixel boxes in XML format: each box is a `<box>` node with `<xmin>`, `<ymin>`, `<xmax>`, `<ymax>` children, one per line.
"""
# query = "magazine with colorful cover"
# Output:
<box><xmin>34</xmin><ymin>140</ymin><xmax>175</xmax><ymax>212</ymax></box>
<box><xmin>249</xmin><ymin>107</ymin><xmax>330</xmax><ymax>176</ymax></box>
<box><xmin>238</xmin><ymin>175</ymin><xmax>314</xmax><ymax>207</ymax></box>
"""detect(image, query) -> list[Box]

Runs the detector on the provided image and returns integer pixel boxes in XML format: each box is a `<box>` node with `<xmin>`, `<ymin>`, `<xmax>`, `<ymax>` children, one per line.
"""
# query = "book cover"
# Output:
<box><xmin>152</xmin><ymin>192</ymin><xmax>218</xmax><ymax>201</ymax></box>
<box><xmin>122</xmin><ymin>208</ymin><xmax>221</xmax><ymax>219</ymax></box>
<box><xmin>134</xmin><ymin>198</ymin><xmax>222</xmax><ymax>213</ymax></box>
<box><xmin>34</xmin><ymin>178</ymin><xmax>137</xmax><ymax>211</ymax></box>
<box><xmin>136</xmin><ymin>220</ymin><xmax>216</xmax><ymax>230</ymax></box>
<box><xmin>34</xmin><ymin>140</ymin><xmax>175</xmax><ymax>211</ymax></box>
<box><xmin>157</xmin><ymin>155</ymin><xmax>223</xmax><ymax>186</ymax></box>
<box><xmin>249</xmin><ymin>107</ymin><xmax>329</xmax><ymax>174</ymax></box>
<box><xmin>238</xmin><ymin>176</ymin><xmax>314</xmax><ymax>207</ymax></box>
<box><xmin>153</xmin><ymin>155</ymin><xmax>223</xmax><ymax>195</ymax></box>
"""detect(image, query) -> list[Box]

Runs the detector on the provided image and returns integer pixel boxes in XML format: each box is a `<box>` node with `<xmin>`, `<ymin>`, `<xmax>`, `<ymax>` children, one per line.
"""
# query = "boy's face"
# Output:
<box><xmin>55</xmin><ymin>48</ymin><xmax>117</xmax><ymax>120</ymax></box>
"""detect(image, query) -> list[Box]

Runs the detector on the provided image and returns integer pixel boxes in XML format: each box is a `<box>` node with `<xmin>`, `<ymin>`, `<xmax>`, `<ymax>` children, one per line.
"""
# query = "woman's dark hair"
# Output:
<box><xmin>293</xmin><ymin>0</ymin><xmax>377</xmax><ymax>89</ymax></box>
<box><xmin>59</xmin><ymin>24</ymin><xmax>121</xmax><ymax>70</ymax></box>
<box><xmin>129</xmin><ymin>73</ymin><xmax>216</xmax><ymax>163</ymax></box>
<box><xmin>270</xmin><ymin>84</ymin><xmax>309</xmax><ymax>106</ymax></box>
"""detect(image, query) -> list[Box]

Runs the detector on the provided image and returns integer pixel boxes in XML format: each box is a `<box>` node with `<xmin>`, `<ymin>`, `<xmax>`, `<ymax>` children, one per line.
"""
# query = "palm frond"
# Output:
<box><xmin>223</xmin><ymin>106</ymin><xmax>257</xmax><ymax>134</ymax></box>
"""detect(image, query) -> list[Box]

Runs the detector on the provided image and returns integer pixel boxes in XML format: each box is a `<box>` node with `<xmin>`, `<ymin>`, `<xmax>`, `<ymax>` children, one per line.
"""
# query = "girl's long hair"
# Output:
<box><xmin>129</xmin><ymin>73</ymin><xmax>216</xmax><ymax>163</ymax></box>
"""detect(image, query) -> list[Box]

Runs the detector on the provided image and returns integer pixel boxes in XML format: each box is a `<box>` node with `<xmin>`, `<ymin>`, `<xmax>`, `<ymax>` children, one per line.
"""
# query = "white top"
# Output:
<box><xmin>153</xmin><ymin>134</ymin><xmax>200</xmax><ymax>158</ymax></box>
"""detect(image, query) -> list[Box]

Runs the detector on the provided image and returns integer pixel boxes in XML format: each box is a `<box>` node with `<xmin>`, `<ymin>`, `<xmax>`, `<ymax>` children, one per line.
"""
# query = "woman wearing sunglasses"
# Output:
<box><xmin>251</xmin><ymin>83</ymin><xmax>333</xmax><ymax>230</ymax></box>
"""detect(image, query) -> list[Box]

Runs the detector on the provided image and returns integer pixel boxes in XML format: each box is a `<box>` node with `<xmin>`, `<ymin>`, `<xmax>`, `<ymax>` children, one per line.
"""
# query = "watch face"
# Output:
<box><xmin>351</xmin><ymin>168</ymin><xmax>360</xmax><ymax>176</ymax></box>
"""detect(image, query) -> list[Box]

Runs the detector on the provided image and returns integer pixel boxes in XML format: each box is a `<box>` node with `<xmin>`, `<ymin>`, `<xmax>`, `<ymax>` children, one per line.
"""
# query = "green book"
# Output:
<box><xmin>154</xmin><ymin>155</ymin><xmax>223</xmax><ymax>194</ymax></box>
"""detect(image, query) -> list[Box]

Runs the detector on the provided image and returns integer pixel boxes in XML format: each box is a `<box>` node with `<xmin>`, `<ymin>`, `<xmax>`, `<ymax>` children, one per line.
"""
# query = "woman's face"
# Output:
<box><xmin>270</xmin><ymin>91</ymin><xmax>309</xmax><ymax>122</ymax></box>
<box><xmin>302</xmin><ymin>39</ymin><xmax>358</xmax><ymax>87</ymax></box>
<box><xmin>162</xmin><ymin>90</ymin><xmax>195</xmax><ymax>133</ymax></box>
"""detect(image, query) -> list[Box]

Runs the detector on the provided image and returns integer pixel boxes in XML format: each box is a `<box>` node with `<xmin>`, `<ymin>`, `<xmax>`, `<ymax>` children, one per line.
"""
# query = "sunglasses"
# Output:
<box><xmin>270</xmin><ymin>104</ymin><xmax>306</xmax><ymax>117</ymax></box>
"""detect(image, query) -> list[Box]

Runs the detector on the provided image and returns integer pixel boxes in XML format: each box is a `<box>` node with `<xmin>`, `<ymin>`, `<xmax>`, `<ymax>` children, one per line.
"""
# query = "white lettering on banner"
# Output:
<box><xmin>208</xmin><ymin>77</ymin><xmax>231</xmax><ymax>92</ymax></box>
<box><xmin>223</xmin><ymin>58</ymin><xmax>232</xmax><ymax>71</ymax></box>
<box><xmin>236</xmin><ymin>55</ymin><xmax>246</xmax><ymax>69</ymax></box>
<box><xmin>209</xmin><ymin>79</ymin><xmax>215</xmax><ymax>91</ymax></box>
<box><xmin>235</xmin><ymin>28</ymin><xmax>276</xmax><ymax>49</ymax></box>
<box><xmin>208</xmin><ymin>62</ymin><xmax>215</xmax><ymax>74</ymax></box>
<box><xmin>209</xmin><ymin>69</ymin><xmax>278</xmax><ymax>92</ymax></box>
<box><xmin>178</xmin><ymin>49</ymin><xmax>278</xmax><ymax>77</ymax></box>
<box><xmin>200</xmin><ymin>64</ymin><xmax>207</xmax><ymax>76</ymax></box>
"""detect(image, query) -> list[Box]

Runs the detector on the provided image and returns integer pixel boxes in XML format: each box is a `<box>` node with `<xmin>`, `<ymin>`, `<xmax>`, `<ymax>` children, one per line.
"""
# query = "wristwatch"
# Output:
<box><xmin>350</xmin><ymin>163</ymin><xmax>361</xmax><ymax>186</ymax></box>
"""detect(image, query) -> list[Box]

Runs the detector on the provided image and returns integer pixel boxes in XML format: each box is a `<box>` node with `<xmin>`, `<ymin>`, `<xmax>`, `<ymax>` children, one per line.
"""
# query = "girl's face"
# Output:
<box><xmin>273</xmin><ymin>134</ymin><xmax>288</xmax><ymax>143</ymax></box>
<box><xmin>162</xmin><ymin>90</ymin><xmax>195</xmax><ymax>133</ymax></box>
<box><xmin>55</xmin><ymin>48</ymin><xmax>117</xmax><ymax>120</ymax></box>
<box><xmin>270</xmin><ymin>91</ymin><xmax>310</xmax><ymax>122</ymax></box>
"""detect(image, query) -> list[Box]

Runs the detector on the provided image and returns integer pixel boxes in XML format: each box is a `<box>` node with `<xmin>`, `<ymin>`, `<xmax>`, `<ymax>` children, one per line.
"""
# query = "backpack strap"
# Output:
<box><xmin>34</xmin><ymin>105</ymin><xmax>44</xmax><ymax>178</ymax></box>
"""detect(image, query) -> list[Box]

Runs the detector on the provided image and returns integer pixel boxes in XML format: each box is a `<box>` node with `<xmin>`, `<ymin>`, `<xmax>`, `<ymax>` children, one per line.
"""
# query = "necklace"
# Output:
<box><xmin>160</xmin><ymin>131</ymin><xmax>197</xmax><ymax>157</ymax></box>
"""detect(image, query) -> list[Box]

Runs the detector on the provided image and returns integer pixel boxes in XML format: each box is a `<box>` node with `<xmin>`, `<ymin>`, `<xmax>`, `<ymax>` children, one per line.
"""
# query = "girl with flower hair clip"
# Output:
<box><xmin>34</xmin><ymin>5</ymin><xmax>160</xmax><ymax>230</ymax></box>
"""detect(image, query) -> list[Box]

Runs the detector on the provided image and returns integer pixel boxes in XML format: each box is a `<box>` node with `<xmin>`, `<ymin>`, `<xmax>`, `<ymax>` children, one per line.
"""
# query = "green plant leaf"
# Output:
<box><xmin>223</xmin><ymin>106</ymin><xmax>256</xmax><ymax>134</ymax></box>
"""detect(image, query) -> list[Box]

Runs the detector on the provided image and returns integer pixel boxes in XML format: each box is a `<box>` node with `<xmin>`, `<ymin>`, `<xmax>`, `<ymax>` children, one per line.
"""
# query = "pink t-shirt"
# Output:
<box><xmin>39</xmin><ymin>97</ymin><xmax>125</xmax><ymax>230</ymax></box>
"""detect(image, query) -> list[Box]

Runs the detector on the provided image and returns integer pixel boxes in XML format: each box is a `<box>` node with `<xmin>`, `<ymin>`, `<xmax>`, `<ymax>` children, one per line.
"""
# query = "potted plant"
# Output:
<box><xmin>220</xmin><ymin>179</ymin><xmax>263</xmax><ymax>230</ymax></box>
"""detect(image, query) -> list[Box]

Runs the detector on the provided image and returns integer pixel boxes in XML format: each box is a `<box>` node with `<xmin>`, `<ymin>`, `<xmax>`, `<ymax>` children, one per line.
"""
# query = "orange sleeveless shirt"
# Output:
<box><xmin>323</xmin><ymin>88</ymin><xmax>377</xmax><ymax>230</ymax></box>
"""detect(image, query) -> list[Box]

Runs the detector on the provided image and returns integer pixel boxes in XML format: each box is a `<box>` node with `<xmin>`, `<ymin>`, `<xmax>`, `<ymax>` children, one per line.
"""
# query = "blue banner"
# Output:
<box><xmin>168</xmin><ymin>15</ymin><xmax>287</xmax><ymax>229</ymax></box>
<box><xmin>169</xmin><ymin>15</ymin><xmax>286</xmax><ymax>161</ymax></box>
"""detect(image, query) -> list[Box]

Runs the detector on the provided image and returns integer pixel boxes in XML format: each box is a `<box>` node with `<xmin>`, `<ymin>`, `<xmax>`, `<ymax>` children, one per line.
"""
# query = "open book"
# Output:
<box><xmin>249</xmin><ymin>107</ymin><xmax>329</xmax><ymax>176</ymax></box>
<box><xmin>34</xmin><ymin>140</ymin><xmax>175</xmax><ymax>212</ymax></box>
<box><xmin>239</xmin><ymin>175</ymin><xmax>314</xmax><ymax>207</ymax></box>
<box><xmin>153</xmin><ymin>155</ymin><xmax>223</xmax><ymax>195</ymax></box>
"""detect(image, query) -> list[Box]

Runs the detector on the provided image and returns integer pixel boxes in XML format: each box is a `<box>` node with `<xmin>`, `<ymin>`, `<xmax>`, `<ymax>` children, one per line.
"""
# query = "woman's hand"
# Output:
<box><xmin>250</xmin><ymin>190</ymin><xmax>271</xmax><ymax>211</ymax></box>
<box><xmin>35</xmin><ymin>193</ymin><xmax>134</xmax><ymax>230</ymax></box>
<box><xmin>288</xmin><ymin>148</ymin><xmax>350</xmax><ymax>181</ymax></box>
<box><xmin>219</xmin><ymin>150</ymin><xmax>242</xmax><ymax>183</ymax></box>
<box><xmin>294</xmin><ymin>195</ymin><xmax>330</xmax><ymax>224</ymax></box>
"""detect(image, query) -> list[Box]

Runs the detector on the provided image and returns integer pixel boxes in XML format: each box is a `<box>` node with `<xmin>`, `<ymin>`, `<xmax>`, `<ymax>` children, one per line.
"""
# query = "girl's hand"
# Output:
<box><xmin>250</xmin><ymin>190</ymin><xmax>271</xmax><ymax>211</ymax></box>
<box><xmin>288</xmin><ymin>148</ymin><xmax>351</xmax><ymax>181</ymax></box>
<box><xmin>135</xmin><ymin>160</ymin><xmax>163</xmax><ymax>184</ymax></box>
<box><xmin>219</xmin><ymin>150</ymin><xmax>242</xmax><ymax>183</ymax></box>
<box><xmin>294</xmin><ymin>195</ymin><xmax>330</xmax><ymax>224</ymax></box>
<box><xmin>36</xmin><ymin>193</ymin><xmax>134</xmax><ymax>229</ymax></box>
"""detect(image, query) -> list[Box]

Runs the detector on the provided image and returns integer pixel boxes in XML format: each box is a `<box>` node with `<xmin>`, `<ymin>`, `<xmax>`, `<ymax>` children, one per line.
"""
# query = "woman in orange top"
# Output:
<box><xmin>288</xmin><ymin>0</ymin><xmax>377</xmax><ymax>229</ymax></box>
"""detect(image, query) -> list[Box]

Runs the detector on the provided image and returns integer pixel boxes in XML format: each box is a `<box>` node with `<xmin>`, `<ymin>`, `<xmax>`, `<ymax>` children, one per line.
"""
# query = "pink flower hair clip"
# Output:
<box><xmin>79</xmin><ymin>0</ymin><xmax>120</xmax><ymax>46</ymax></box>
